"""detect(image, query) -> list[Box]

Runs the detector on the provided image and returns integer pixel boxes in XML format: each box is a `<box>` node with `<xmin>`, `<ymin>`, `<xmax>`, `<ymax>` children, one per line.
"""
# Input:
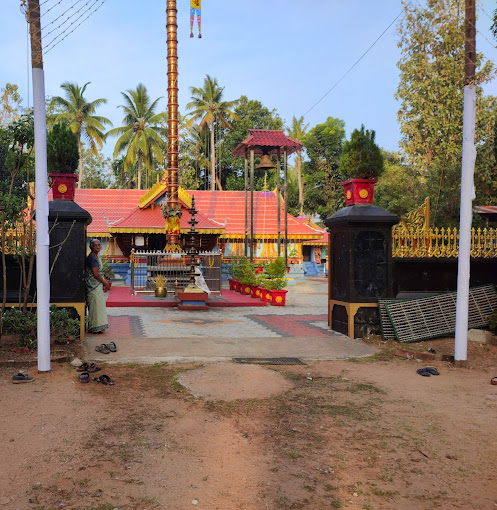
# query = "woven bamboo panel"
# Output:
<box><xmin>385</xmin><ymin>285</ymin><xmax>497</xmax><ymax>343</ymax></box>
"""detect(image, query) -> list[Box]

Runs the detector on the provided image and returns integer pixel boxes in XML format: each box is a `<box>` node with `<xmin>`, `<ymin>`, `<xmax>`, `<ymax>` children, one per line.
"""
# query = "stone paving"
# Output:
<box><xmin>85</xmin><ymin>279</ymin><xmax>378</xmax><ymax>363</ymax></box>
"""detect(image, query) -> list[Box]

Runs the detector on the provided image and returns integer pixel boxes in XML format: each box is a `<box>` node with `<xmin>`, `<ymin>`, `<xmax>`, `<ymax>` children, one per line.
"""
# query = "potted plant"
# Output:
<box><xmin>227</xmin><ymin>257</ymin><xmax>241</xmax><ymax>292</ymax></box>
<box><xmin>264</xmin><ymin>278</ymin><xmax>288</xmax><ymax>306</ymax></box>
<box><xmin>263</xmin><ymin>257</ymin><xmax>288</xmax><ymax>305</ymax></box>
<box><xmin>338</xmin><ymin>125</ymin><xmax>384</xmax><ymax>206</ymax></box>
<box><xmin>238</xmin><ymin>258</ymin><xmax>257</xmax><ymax>297</ymax></box>
<box><xmin>47</xmin><ymin>123</ymin><xmax>79</xmax><ymax>200</ymax></box>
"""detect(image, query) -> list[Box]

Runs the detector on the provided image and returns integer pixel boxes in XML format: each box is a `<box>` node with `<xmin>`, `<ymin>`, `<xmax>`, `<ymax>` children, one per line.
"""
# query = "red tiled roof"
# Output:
<box><xmin>51</xmin><ymin>188</ymin><xmax>146</xmax><ymax>235</ymax></box>
<box><xmin>190</xmin><ymin>190</ymin><xmax>322</xmax><ymax>239</ymax></box>
<box><xmin>110</xmin><ymin>203</ymin><xmax>224</xmax><ymax>233</ymax></box>
<box><xmin>57</xmin><ymin>188</ymin><xmax>323</xmax><ymax>239</ymax></box>
<box><xmin>232</xmin><ymin>129</ymin><xmax>303</xmax><ymax>157</ymax></box>
<box><xmin>474</xmin><ymin>206</ymin><xmax>497</xmax><ymax>215</ymax></box>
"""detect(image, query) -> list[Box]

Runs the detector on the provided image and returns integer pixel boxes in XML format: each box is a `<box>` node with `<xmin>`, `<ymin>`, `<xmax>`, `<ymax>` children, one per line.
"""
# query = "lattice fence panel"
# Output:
<box><xmin>385</xmin><ymin>285</ymin><xmax>497</xmax><ymax>343</ymax></box>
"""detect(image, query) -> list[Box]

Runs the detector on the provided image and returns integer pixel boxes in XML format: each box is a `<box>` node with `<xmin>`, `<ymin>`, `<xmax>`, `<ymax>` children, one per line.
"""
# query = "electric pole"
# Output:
<box><xmin>454</xmin><ymin>0</ymin><xmax>476</xmax><ymax>364</ymax></box>
<box><xmin>27</xmin><ymin>0</ymin><xmax>51</xmax><ymax>372</ymax></box>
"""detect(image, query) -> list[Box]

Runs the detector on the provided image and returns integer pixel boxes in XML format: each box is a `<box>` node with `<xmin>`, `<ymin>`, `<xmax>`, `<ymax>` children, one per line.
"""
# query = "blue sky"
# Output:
<box><xmin>1</xmin><ymin>0</ymin><xmax>497</xmax><ymax>160</ymax></box>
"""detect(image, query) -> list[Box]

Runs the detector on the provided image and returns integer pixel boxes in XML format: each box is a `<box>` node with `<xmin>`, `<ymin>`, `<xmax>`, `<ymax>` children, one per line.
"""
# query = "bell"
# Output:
<box><xmin>256</xmin><ymin>154</ymin><xmax>276</xmax><ymax>171</ymax></box>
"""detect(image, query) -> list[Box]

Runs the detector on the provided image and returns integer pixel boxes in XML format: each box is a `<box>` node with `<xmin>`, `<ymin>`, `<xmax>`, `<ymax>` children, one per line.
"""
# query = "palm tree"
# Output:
<box><xmin>186</xmin><ymin>75</ymin><xmax>239</xmax><ymax>191</ymax></box>
<box><xmin>107</xmin><ymin>84</ymin><xmax>167</xmax><ymax>190</ymax></box>
<box><xmin>49</xmin><ymin>82</ymin><xmax>112</xmax><ymax>188</ymax></box>
<box><xmin>287</xmin><ymin>116</ymin><xmax>309</xmax><ymax>216</ymax></box>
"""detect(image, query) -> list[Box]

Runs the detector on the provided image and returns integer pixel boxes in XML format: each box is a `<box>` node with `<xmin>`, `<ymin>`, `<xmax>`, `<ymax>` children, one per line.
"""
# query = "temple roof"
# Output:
<box><xmin>55</xmin><ymin>188</ymin><xmax>324</xmax><ymax>240</ymax></box>
<box><xmin>232</xmin><ymin>129</ymin><xmax>303</xmax><ymax>157</ymax></box>
<box><xmin>191</xmin><ymin>190</ymin><xmax>322</xmax><ymax>239</ymax></box>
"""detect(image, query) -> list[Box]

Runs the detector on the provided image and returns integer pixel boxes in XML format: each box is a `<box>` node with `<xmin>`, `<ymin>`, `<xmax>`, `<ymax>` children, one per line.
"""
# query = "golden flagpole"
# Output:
<box><xmin>164</xmin><ymin>0</ymin><xmax>181</xmax><ymax>251</ymax></box>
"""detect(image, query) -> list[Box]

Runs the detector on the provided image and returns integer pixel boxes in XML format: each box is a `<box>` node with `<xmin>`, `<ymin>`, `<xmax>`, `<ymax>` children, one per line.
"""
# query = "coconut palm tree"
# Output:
<box><xmin>107</xmin><ymin>84</ymin><xmax>167</xmax><ymax>190</ymax></box>
<box><xmin>49</xmin><ymin>82</ymin><xmax>112</xmax><ymax>188</ymax></box>
<box><xmin>186</xmin><ymin>75</ymin><xmax>239</xmax><ymax>191</ymax></box>
<box><xmin>287</xmin><ymin>116</ymin><xmax>309</xmax><ymax>216</ymax></box>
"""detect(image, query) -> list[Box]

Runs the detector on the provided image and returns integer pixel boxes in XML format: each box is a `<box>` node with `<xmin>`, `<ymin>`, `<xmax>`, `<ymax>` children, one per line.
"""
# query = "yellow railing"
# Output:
<box><xmin>392</xmin><ymin>227</ymin><xmax>497</xmax><ymax>258</ymax></box>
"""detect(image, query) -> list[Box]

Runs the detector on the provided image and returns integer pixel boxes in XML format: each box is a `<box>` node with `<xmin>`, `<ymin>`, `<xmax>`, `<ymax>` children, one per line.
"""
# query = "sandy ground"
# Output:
<box><xmin>1</xmin><ymin>335</ymin><xmax>497</xmax><ymax>510</ymax></box>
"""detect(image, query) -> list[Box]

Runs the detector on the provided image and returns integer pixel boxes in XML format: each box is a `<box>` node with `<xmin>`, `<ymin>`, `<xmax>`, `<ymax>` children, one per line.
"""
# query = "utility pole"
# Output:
<box><xmin>27</xmin><ymin>0</ymin><xmax>51</xmax><ymax>372</ymax></box>
<box><xmin>454</xmin><ymin>0</ymin><xmax>476</xmax><ymax>364</ymax></box>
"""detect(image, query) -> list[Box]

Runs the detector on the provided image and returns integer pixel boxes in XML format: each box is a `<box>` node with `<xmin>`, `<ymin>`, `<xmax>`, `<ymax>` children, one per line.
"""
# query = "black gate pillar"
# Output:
<box><xmin>48</xmin><ymin>200</ymin><xmax>92</xmax><ymax>339</ymax></box>
<box><xmin>324</xmin><ymin>205</ymin><xmax>399</xmax><ymax>338</ymax></box>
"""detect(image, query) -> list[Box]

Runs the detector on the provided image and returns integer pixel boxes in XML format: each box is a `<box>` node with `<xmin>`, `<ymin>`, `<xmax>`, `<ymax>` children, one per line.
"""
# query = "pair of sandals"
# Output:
<box><xmin>79</xmin><ymin>372</ymin><xmax>114</xmax><ymax>385</ymax></box>
<box><xmin>417</xmin><ymin>367</ymin><xmax>440</xmax><ymax>377</ymax></box>
<box><xmin>76</xmin><ymin>362</ymin><xmax>101</xmax><ymax>373</ymax></box>
<box><xmin>95</xmin><ymin>342</ymin><xmax>117</xmax><ymax>354</ymax></box>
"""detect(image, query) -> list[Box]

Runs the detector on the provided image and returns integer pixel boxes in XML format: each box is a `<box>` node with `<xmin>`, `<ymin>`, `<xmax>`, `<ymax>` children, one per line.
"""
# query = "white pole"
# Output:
<box><xmin>28</xmin><ymin>0</ymin><xmax>51</xmax><ymax>372</ymax></box>
<box><xmin>454</xmin><ymin>85</ymin><xmax>476</xmax><ymax>362</ymax></box>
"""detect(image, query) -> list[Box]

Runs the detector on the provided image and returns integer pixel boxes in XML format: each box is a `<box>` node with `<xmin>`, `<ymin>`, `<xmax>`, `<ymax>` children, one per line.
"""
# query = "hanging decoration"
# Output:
<box><xmin>190</xmin><ymin>0</ymin><xmax>201</xmax><ymax>38</ymax></box>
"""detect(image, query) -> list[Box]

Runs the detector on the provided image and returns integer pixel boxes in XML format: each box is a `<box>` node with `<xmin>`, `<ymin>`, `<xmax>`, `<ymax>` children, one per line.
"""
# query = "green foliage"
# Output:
<box><xmin>0</xmin><ymin>113</ymin><xmax>35</xmax><ymax>197</ymax></box>
<box><xmin>101</xmin><ymin>258</ymin><xmax>114</xmax><ymax>280</ymax></box>
<box><xmin>2</xmin><ymin>308</ymin><xmax>37</xmax><ymax>347</ymax></box>
<box><xmin>46</xmin><ymin>123</ymin><xmax>79</xmax><ymax>174</ymax></box>
<box><xmin>302</xmin><ymin>117</ymin><xmax>346</xmax><ymax>221</ymax></box>
<box><xmin>264</xmin><ymin>257</ymin><xmax>287</xmax><ymax>279</ymax></box>
<box><xmin>49</xmin><ymin>305</ymin><xmax>79</xmax><ymax>341</ymax></box>
<box><xmin>338</xmin><ymin>125</ymin><xmax>384</xmax><ymax>179</ymax></box>
<box><xmin>216</xmin><ymin>95</ymin><xmax>283</xmax><ymax>190</ymax></box>
<box><xmin>263</xmin><ymin>278</ymin><xmax>287</xmax><ymax>291</ymax></box>
<box><xmin>375</xmin><ymin>151</ymin><xmax>424</xmax><ymax>216</ymax></box>
<box><xmin>107</xmin><ymin>84</ymin><xmax>166</xmax><ymax>190</ymax></box>
<box><xmin>186</xmin><ymin>75</ymin><xmax>239</xmax><ymax>190</ymax></box>
<box><xmin>238</xmin><ymin>258</ymin><xmax>257</xmax><ymax>286</ymax></box>
<box><xmin>80</xmin><ymin>146</ymin><xmax>114</xmax><ymax>189</ymax></box>
<box><xmin>0</xmin><ymin>83</ymin><xmax>23</xmax><ymax>126</ymax></box>
<box><xmin>2</xmin><ymin>305</ymin><xmax>80</xmax><ymax>345</ymax></box>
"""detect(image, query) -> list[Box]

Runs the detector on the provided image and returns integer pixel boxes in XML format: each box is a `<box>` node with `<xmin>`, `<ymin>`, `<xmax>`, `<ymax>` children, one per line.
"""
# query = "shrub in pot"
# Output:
<box><xmin>238</xmin><ymin>258</ymin><xmax>257</xmax><ymax>297</ymax></box>
<box><xmin>338</xmin><ymin>125</ymin><xmax>384</xmax><ymax>206</ymax></box>
<box><xmin>264</xmin><ymin>277</ymin><xmax>288</xmax><ymax>306</ymax></box>
<box><xmin>47</xmin><ymin>123</ymin><xmax>79</xmax><ymax>199</ymax></box>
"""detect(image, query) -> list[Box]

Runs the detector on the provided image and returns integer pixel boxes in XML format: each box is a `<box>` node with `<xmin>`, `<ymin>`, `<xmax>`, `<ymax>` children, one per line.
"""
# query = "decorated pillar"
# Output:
<box><xmin>165</xmin><ymin>0</ymin><xmax>181</xmax><ymax>251</ymax></box>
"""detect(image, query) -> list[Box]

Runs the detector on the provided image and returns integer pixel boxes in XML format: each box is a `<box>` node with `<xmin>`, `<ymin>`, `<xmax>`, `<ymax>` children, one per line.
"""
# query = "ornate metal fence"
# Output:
<box><xmin>130</xmin><ymin>250</ymin><xmax>222</xmax><ymax>294</ymax></box>
<box><xmin>392</xmin><ymin>227</ymin><xmax>497</xmax><ymax>258</ymax></box>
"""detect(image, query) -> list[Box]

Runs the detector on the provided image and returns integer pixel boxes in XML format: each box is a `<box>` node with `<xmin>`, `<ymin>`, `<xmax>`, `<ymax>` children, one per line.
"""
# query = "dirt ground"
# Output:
<box><xmin>1</xmin><ymin>335</ymin><xmax>497</xmax><ymax>510</ymax></box>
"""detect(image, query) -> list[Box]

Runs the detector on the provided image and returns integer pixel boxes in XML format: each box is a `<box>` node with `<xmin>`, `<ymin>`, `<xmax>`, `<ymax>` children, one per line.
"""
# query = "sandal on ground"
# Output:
<box><xmin>416</xmin><ymin>368</ymin><xmax>431</xmax><ymax>377</ymax></box>
<box><xmin>106</xmin><ymin>342</ymin><xmax>117</xmax><ymax>352</ymax></box>
<box><xmin>93</xmin><ymin>374</ymin><xmax>114</xmax><ymax>385</ymax></box>
<box><xmin>76</xmin><ymin>362</ymin><xmax>89</xmax><ymax>372</ymax></box>
<box><xmin>12</xmin><ymin>372</ymin><xmax>34</xmax><ymax>384</ymax></box>
<box><xmin>425</xmin><ymin>367</ymin><xmax>440</xmax><ymax>376</ymax></box>
<box><xmin>95</xmin><ymin>344</ymin><xmax>110</xmax><ymax>354</ymax></box>
<box><xmin>79</xmin><ymin>372</ymin><xmax>90</xmax><ymax>384</ymax></box>
<box><xmin>87</xmin><ymin>363</ymin><xmax>101</xmax><ymax>373</ymax></box>
<box><xmin>491</xmin><ymin>377</ymin><xmax>497</xmax><ymax>386</ymax></box>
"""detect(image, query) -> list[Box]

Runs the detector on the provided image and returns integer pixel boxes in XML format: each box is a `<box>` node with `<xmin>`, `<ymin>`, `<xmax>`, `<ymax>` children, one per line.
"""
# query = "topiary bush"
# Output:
<box><xmin>46</xmin><ymin>123</ymin><xmax>79</xmax><ymax>174</ymax></box>
<box><xmin>338</xmin><ymin>124</ymin><xmax>384</xmax><ymax>180</ymax></box>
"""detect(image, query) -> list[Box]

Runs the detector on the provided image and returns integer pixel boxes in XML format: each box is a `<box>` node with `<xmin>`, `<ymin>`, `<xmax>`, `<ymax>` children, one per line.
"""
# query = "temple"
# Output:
<box><xmin>63</xmin><ymin>184</ymin><xmax>328</xmax><ymax>273</ymax></box>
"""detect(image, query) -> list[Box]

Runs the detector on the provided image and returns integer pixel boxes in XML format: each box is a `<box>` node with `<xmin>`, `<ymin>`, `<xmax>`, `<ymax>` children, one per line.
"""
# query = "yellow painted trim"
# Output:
<box><xmin>303</xmin><ymin>241</ymin><xmax>327</xmax><ymax>246</ymax></box>
<box><xmin>139</xmin><ymin>181</ymin><xmax>167</xmax><ymax>208</ymax></box>
<box><xmin>109</xmin><ymin>227</ymin><xmax>225</xmax><ymax>234</ymax></box>
<box><xmin>219</xmin><ymin>234</ymin><xmax>320</xmax><ymax>240</ymax></box>
<box><xmin>178</xmin><ymin>187</ymin><xmax>192</xmax><ymax>208</ymax></box>
<box><xmin>88</xmin><ymin>232</ymin><xmax>112</xmax><ymax>237</ymax></box>
<box><xmin>329</xmin><ymin>299</ymin><xmax>378</xmax><ymax>339</ymax></box>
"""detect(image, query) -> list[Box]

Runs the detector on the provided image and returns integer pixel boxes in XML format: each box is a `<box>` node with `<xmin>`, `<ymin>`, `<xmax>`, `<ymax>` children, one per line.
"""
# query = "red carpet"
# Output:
<box><xmin>106</xmin><ymin>286</ymin><xmax>266</xmax><ymax>308</ymax></box>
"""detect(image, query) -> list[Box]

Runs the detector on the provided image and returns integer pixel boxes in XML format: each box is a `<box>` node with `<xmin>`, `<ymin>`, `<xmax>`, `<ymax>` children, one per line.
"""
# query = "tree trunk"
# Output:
<box><xmin>210</xmin><ymin>123</ymin><xmax>215</xmax><ymax>191</ymax></box>
<box><xmin>137</xmin><ymin>151</ymin><xmax>142</xmax><ymax>190</ymax></box>
<box><xmin>297</xmin><ymin>150</ymin><xmax>303</xmax><ymax>216</ymax></box>
<box><xmin>78</xmin><ymin>133</ymin><xmax>83</xmax><ymax>188</ymax></box>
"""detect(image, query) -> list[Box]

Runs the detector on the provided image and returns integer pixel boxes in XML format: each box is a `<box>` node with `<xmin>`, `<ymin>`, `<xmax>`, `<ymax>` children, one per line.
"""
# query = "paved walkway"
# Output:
<box><xmin>84</xmin><ymin>279</ymin><xmax>377</xmax><ymax>364</ymax></box>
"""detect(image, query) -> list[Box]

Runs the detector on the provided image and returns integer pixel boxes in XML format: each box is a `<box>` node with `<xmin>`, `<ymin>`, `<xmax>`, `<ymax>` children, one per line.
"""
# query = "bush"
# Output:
<box><xmin>47</xmin><ymin>123</ymin><xmax>79</xmax><ymax>174</ymax></box>
<box><xmin>263</xmin><ymin>278</ymin><xmax>287</xmax><ymax>291</ymax></box>
<box><xmin>338</xmin><ymin>125</ymin><xmax>384</xmax><ymax>180</ymax></box>
<box><xmin>264</xmin><ymin>257</ymin><xmax>287</xmax><ymax>279</ymax></box>
<box><xmin>2</xmin><ymin>305</ymin><xmax>80</xmax><ymax>347</ymax></box>
<box><xmin>238</xmin><ymin>257</ymin><xmax>257</xmax><ymax>286</ymax></box>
